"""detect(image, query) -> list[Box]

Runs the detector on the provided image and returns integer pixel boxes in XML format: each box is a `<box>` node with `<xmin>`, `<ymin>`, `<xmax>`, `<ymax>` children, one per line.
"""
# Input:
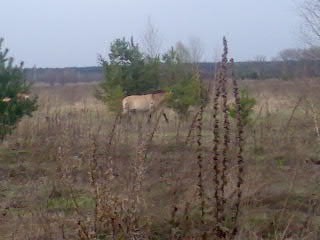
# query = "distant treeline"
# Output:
<box><xmin>24</xmin><ymin>60</ymin><xmax>320</xmax><ymax>84</ymax></box>
<box><xmin>201</xmin><ymin>60</ymin><xmax>320</xmax><ymax>80</ymax></box>
<box><xmin>24</xmin><ymin>67</ymin><xmax>104</xmax><ymax>85</ymax></box>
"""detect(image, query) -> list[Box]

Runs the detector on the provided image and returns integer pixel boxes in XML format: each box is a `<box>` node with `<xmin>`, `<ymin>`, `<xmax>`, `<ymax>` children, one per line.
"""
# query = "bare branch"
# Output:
<box><xmin>300</xmin><ymin>0</ymin><xmax>320</xmax><ymax>44</ymax></box>
<box><xmin>141</xmin><ymin>17</ymin><xmax>162</xmax><ymax>58</ymax></box>
<box><xmin>188</xmin><ymin>36</ymin><xmax>204</xmax><ymax>63</ymax></box>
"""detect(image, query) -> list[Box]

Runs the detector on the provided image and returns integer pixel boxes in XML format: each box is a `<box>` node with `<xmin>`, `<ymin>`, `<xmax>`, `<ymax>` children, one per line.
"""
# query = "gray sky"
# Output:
<box><xmin>0</xmin><ymin>0</ymin><xmax>304</xmax><ymax>67</ymax></box>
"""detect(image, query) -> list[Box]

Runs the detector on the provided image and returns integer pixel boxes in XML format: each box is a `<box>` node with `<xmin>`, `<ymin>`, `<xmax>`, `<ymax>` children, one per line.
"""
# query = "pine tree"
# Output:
<box><xmin>162</xmin><ymin>46</ymin><xmax>204</xmax><ymax>119</ymax></box>
<box><xmin>97</xmin><ymin>37</ymin><xmax>206</xmax><ymax>115</ymax></box>
<box><xmin>97</xmin><ymin>37</ymin><xmax>160</xmax><ymax>112</ymax></box>
<box><xmin>165</xmin><ymin>71</ymin><xmax>202</xmax><ymax>118</ymax></box>
<box><xmin>0</xmin><ymin>38</ymin><xmax>38</xmax><ymax>141</ymax></box>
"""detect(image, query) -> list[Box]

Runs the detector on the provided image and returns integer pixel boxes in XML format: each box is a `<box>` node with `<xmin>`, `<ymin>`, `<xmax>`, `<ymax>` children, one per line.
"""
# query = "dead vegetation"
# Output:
<box><xmin>1</xmin><ymin>71</ymin><xmax>320</xmax><ymax>238</ymax></box>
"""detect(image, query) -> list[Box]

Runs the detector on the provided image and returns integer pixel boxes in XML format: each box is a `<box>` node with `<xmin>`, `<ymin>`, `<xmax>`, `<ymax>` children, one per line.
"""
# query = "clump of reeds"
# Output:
<box><xmin>72</xmin><ymin>108</ymin><xmax>166</xmax><ymax>240</ymax></box>
<box><xmin>71</xmin><ymin>118</ymin><xmax>122</xmax><ymax>240</ymax></box>
<box><xmin>130</xmin><ymin>110</ymin><xmax>165</xmax><ymax>238</ymax></box>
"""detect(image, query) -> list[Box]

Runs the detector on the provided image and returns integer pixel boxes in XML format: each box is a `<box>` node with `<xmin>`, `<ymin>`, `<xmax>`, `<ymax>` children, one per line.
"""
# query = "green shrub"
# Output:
<box><xmin>166</xmin><ymin>72</ymin><xmax>202</xmax><ymax>118</ymax></box>
<box><xmin>0</xmin><ymin>38</ymin><xmax>38</xmax><ymax>140</ymax></box>
<box><xmin>227</xmin><ymin>88</ymin><xmax>256</xmax><ymax>125</ymax></box>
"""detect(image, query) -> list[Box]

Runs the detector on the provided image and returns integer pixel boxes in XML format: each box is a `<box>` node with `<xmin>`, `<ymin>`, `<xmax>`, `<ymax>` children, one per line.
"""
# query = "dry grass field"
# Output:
<box><xmin>0</xmin><ymin>79</ymin><xmax>320</xmax><ymax>239</ymax></box>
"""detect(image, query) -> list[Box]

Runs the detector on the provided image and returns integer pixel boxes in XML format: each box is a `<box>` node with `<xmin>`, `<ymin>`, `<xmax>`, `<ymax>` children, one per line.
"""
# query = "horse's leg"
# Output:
<box><xmin>148</xmin><ymin>101</ymin><xmax>155</xmax><ymax>124</ymax></box>
<box><xmin>126</xmin><ymin>113</ymin><xmax>131</xmax><ymax>124</ymax></box>
<box><xmin>148</xmin><ymin>112</ymin><xmax>152</xmax><ymax>123</ymax></box>
<box><xmin>162</xmin><ymin>112</ymin><xmax>169</xmax><ymax>123</ymax></box>
<box><xmin>123</xmin><ymin>113</ymin><xmax>130</xmax><ymax>146</ymax></box>
<box><xmin>119</xmin><ymin>114</ymin><xmax>122</xmax><ymax>124</ymax></box>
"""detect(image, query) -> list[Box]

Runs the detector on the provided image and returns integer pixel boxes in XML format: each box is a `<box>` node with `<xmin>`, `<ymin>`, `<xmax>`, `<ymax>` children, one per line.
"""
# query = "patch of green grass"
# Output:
<box><xmin>245</xmin><ymin>209</ymin><xmax>273</xmax><ymax>228</ymax></box>
<box><xmin>274</xmin><ymin>155</ymin><xmax>287</xmax><ymax>167</ymax></box>
<box><xmin>47</xmin><ymin>196</ymin><xmax>94</xmax><ymax>212</ymax></box>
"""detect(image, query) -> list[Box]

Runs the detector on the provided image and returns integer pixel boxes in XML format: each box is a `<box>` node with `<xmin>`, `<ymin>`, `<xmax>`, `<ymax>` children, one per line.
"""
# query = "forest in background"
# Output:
<box><xmin>24</xmin><ymin>60</ymin><xmax>320</xmax><ymax>86</ymax></box>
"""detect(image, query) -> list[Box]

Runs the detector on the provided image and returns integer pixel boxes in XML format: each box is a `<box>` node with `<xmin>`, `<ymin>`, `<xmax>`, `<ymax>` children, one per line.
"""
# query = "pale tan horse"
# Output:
<box><xmin>2</xmin><ymin>93</ymin><xmax>30</xmax><ymax>102</ymax></box>
<box><xmin>122</xmin><ymin>90</ymin><xmax>168</xmax><ymax>123</ymax></box>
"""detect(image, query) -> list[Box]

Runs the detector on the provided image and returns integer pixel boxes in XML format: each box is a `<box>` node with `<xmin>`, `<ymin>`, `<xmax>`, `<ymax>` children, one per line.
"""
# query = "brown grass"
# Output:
<box><xmin>0</xmin><ymin>78</ymin><xmax>320</xmax><ymax>239</ymax></box>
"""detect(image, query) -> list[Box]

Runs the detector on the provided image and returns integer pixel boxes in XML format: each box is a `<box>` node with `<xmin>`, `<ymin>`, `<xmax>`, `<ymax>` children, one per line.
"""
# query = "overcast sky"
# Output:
<box><xmin>0</xmin><ymin>0</ymin><xmax>305</xmax><ymax>67</ymax></box>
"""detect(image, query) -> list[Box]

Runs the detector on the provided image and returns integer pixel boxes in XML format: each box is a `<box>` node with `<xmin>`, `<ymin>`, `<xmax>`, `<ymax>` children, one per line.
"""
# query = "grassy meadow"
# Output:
<box><xmin>0</xmin><ymin>79</ymin><xmax>320</xmax><ymax>239</ymax></box>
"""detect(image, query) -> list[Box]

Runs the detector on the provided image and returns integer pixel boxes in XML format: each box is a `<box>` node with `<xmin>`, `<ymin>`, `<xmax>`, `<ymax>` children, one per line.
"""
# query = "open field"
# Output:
<box><xmin>0</xmin><ymin>79</ymin><xmax>320</xmax><ymax>239</ymax></box>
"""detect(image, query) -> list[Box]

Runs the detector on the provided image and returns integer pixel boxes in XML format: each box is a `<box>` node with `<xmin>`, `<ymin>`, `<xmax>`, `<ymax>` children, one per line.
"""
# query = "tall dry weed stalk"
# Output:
<box><xmin>73</xmin><ymin>135</ymin><xmax>100</xmax><ymax>240</ymax></box>
<box><xmin>89</xmin><ymin>135</ymin><xmax>99</xmax><ymax>238</ymax></box>
<box><xmin>210</xmin><ymin>38</ymin><xmax>245</xmax><ymax>239</ymax></box>
<box><xmin>220</xmin><ymin>37</ymin><xmax>230</xmax><ymax>223</ymax></box>
<box><xmin>167</xmin><ymin>37</ymin><xmax>245</xmax><ymax>240</ymax></box>
<box><xmin>131</xmin><ymin>110</ymin><xmax>165</xmax><ymax>238</ymax></box>
<box><xmin>185</xmin><ymin>111</ymin><xmax>200</xmax><ymax>145</ymax></box>
<box><xmin>134</xmin><ymin>111</ymin><xmax>163</xmax><ymax>197</ymax></box>
<box><xmin>230</xmin><ymin>57</ymin><xmax>244</xmax><ymax>238</ymax></box>
<box><xmin>196</xmin><ymin>70</ymin><xmax>206</xmax><ymax>239</ymax></box>
<box><xmin>211</xmin><ymin>38</ymin><xmax>227</xmax><ymax>236</ymax></box>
